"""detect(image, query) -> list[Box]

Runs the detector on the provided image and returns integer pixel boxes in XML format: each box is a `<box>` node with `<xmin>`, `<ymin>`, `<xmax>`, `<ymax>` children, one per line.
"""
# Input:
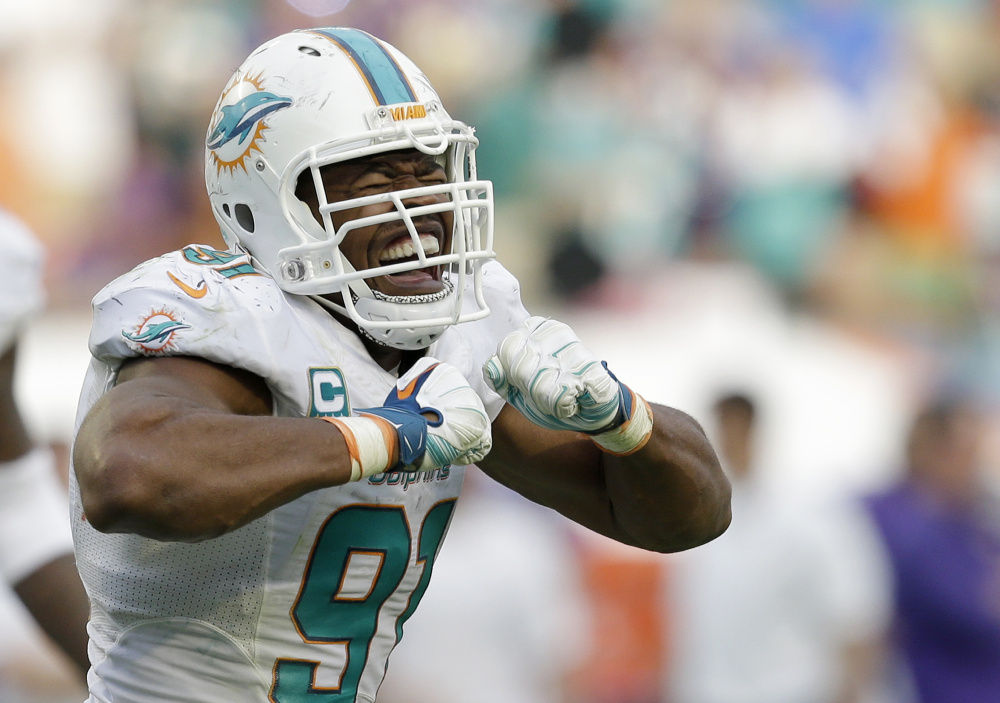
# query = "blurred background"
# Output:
<box><xmin>2</xmin><ymin>0</ymin><xmax>1000</xmax><ymax>701</ymax></box>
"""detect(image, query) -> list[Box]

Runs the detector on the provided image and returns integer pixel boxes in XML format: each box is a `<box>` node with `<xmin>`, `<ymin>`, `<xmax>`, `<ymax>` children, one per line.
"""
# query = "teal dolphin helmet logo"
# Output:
<box><xmin>207</xmin><ymin>92</ymin><xmax>293</xmax><ymax>150</ymax></box>
<box><xmin>208</xmin><ymin>73</ymin><xmax>293</xmax><ymax>176</ymax></box>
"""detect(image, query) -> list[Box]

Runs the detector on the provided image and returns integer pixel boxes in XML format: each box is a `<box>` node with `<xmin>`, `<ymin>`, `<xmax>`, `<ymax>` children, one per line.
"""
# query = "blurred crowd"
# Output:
<box><xmin>3</xmin><ymin>0</ymin><xmax>1000</xmax><ymax>362</ymax></box>
<box><xmin>1</xmin><ymin>0</ymin><xmax>1000</xmax><ymax>701</ymax></box>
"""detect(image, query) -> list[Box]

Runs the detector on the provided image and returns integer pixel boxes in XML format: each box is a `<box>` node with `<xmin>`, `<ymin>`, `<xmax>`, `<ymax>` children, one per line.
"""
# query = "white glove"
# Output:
<box><xmin>483</xmin><ymin>316</ymin><xmax>653</xmax><ymax>454</ymax></box>
<box><xmin>325</xmin><ymin>357</ymin><xmax>492</xmax><ymax>481</ymax></box>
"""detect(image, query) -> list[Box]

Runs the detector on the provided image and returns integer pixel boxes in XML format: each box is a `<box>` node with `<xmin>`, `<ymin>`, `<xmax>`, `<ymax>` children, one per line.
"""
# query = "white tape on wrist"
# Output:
<box><xmin>322</xmin><ymin>416</ymin><xmax>397</xmax><ymax>482</ymax></box>
<box><xmin>0</xmin><ymin>447</ymin><xmax>74</xmax><ymax>584</ymax></box>
<box><xmin>591</xmin><ymin>392</ymin><xmax>654</xmax><ymax>457</ymax></box>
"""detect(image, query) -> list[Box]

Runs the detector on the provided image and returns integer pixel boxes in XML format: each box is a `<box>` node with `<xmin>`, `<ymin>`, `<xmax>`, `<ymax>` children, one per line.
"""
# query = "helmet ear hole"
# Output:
<box><xmin>235</xmin><ymin>203</ymin><xmax>256</xmax><ymax>233</ymax></box>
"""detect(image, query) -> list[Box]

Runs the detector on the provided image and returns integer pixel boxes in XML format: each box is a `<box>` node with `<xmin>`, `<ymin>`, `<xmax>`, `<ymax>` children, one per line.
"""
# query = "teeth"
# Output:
<box><xmin>380</xmin><ymin>234</ymin><xmax>440</xmax><ymax>263</ymax></box>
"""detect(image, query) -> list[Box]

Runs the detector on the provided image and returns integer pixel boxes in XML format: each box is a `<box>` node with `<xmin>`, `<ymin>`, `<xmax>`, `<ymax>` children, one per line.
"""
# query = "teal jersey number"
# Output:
<box><xmin>270</xmin><ymin>502</ymin><xmax>455</xmax><ymax>702</ymax></box>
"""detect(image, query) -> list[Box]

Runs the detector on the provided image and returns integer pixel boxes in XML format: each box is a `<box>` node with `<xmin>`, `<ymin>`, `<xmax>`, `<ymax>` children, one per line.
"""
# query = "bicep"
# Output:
<box><xmin>72</xmin><ymin>356</ymin><xmax>275</xmax><ymax>531</ymax></box>
<box><xmin>114</xmin><ymin>355</ymin><xmax>272</xmax><ymax>416</ymax></box>
<box><xmin>75</xmin><ymin>356</ymin><xmax>271</xmax><ymax>470</ymax></box>
<box><xmin>73</xmin><ymin>355</ymin><xmax>357</xmax><ymax>541</ymax></box>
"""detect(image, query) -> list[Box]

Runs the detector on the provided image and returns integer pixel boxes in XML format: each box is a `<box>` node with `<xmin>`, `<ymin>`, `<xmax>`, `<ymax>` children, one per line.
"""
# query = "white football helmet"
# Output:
<box><xmin>204</xmin><ymin>27</ymin><xmax>495</xmax><ymax>350</ymax></box>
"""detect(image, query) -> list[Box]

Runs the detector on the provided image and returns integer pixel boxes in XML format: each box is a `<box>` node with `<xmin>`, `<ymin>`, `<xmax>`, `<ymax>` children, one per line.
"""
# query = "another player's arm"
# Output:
<box><xmin>13</xmin><ymin>557</ymin><xmax>91</xmax><ymax>674</ymax></box>
<box><xmin>74</xmin><ymin>355</ymin><xmax>357</xmax><ymax>542</ymax></box>
<box><xmin>0</xmin><ymin>344</ymin><xmax>90</xmax><ymax>675</ymax></box>
<box><xmin>480</xmin><ymin>402</ymin><xmax>729</xmax><ymax>553</ymax></box>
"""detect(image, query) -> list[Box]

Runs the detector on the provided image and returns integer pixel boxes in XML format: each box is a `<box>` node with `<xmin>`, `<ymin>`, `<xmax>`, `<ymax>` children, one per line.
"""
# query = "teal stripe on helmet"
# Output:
<box><xmin>310</xmin><ymin>27</ymin><xmax>417</xmax><ymax>105</ymax></box>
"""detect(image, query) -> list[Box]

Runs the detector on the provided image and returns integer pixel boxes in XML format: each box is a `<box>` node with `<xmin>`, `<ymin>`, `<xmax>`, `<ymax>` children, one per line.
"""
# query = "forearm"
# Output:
<box><xmin>0</xmin><ymin>345</ymin><xmax>33</xmax><ymax>462</ymax></box>
<box><xmin>0</xmin><ymin>445</ymin><xmax>91</xmax><ymax>674</ymax></box>
<box><xmin>478</xmin><ymin>425</ymin><xmax>612</xmax><ymax>534</ymax></box>
<box><xmin>482</xmin><ymin>317</ymin><xmax>730</xmax><ymax>551</ymax></box>
<box><xmin>14</xmin><ymin>553</ymin><xmax>91</xmax><ymax>675</ymax></box>
<box><xmin>75</xmin><ymin>354</ymin><xmax>490</xmax><ymax>542</ymax></box>
<box><xmin>480</xmin><ymin>404</ymin><xmax>730</xmax><ymax>552</ymax></box>
<box><xmin>601</xmin><ymin>403</ymin><xmax>730</xmax><ymax>552</ymax></box>
<box><xmin>74</xmin><ymin>395</ymin><xmax>352</xmax><ymax>541</ymax></box>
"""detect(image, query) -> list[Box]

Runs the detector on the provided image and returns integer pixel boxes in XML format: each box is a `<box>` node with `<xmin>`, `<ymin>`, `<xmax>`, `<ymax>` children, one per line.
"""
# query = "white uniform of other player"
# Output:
<box><xmin>69</xmin><ymin>244</ymin><xmax>528</xmax><ymax>703</ymax></box>
<box><xmin>0</xmin><ymin>210</ymin><xmax>77</xmax><ymax>584</ymax></box>
<box><xmin>0</xmin><ymin>210</ymin><xmax>44</xmax><ymax>357</ymax></box>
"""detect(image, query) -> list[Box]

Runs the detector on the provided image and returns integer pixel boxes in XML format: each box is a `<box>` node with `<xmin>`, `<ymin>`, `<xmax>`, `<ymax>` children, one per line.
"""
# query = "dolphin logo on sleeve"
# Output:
<box><xmin>124</xmin><ymin>320</ymin><xmax>190</xmax><ymax>346</ymax></box>
<box><xmin>122</xmin><ymin>308</ymin><xmax>192</xmax><ymax>354</ymax></box>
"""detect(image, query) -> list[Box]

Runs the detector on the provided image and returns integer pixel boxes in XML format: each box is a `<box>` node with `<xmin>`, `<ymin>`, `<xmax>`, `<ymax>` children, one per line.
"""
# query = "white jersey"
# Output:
<box><xmin>0</xmin><ymin>209</ymin><xmax>45</xmax><ymax>353</ymax></box>
<box><xmin>69</xmin><ymin>245</ymin><xmax>529</xmax><ymax>703</ymax></box>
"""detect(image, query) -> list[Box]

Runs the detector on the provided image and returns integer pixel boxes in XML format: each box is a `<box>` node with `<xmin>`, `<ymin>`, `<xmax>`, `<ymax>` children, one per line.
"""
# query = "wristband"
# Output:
<box><xmin>590</xmin><ymin>390</ymin><xmax>654</xmax><ymax>456</ymax></box>
<box><xmin>0</xmin><ymin>447</ymin><xmax>74</xmax><ymax>584</ymax></box>
<box><xmin>321</xmin><ymin>416</ymin><xmax>399</xmax><ymax>482</ymax></box>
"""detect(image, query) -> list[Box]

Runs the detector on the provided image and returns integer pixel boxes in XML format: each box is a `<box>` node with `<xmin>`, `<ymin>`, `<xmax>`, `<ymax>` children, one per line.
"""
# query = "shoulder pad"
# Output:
<box><xmin>90</xmin><ymin>245</ymin><xmax>289</xmax><ymax>379</ymax></box>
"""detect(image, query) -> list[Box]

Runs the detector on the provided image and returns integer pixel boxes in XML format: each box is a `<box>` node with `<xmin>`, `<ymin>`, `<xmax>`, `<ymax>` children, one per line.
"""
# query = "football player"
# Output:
<box><xmin>0</xmin><ymin>209</ymin><xmax>90</xmax><ymax>675</ymax></box>
<box><xmin>70</xmin><ymin>27</ymin><xmax>731</xmax><ymax>702</ymax></box>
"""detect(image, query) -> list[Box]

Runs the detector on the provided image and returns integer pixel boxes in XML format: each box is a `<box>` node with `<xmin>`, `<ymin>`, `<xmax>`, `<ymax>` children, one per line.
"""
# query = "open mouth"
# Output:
<box><xmin>373</xmin><ymin>231</ymin><xmax>446</xmax><ymax>294</ymax></box>
<box><xmin>377</xmin><ymin>232</ymin><xmax>442</xmax><ymax>282</ymax></box>
<box><xmin>379</xmin><ymin>232</ymin><xmax>441</xmax><ymax>265</ymax></box>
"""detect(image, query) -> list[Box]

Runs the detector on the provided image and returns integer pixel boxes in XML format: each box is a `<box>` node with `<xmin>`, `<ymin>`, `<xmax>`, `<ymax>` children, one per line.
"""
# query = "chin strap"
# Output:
<box><xmin>308</xmin><ymin>292</ymin><xmax>448</xmax><ymax>351</ymax></box>
<box><xmin>368</xmin><ymin>278</ymin><xmax>454</xmax><ymax>305</ymax></box>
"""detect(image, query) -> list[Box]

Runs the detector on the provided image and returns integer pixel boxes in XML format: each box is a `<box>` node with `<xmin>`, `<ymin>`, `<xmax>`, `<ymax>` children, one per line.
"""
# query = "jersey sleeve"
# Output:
<box><xmin>88</xmin><ymin>245</ymin><xmax>291</xmax><ymax>384</ymax></box>
<box><xmin>0</xmin><ymin>210</ymin><xmax>45</xmax><ymax>353</ymax></box>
